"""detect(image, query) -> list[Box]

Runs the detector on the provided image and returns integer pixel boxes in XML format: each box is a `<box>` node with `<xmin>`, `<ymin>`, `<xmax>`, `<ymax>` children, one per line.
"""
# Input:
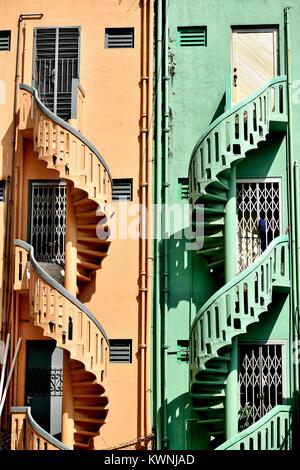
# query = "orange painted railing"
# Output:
<box><xmin>19</xmin><ymin>83</ymin><xmax>112</xmax><ymax>208</ymax></box>
<box><xmin>14</xmin><ymin>241</ymin><xmax>109</xmax><ymax>383</ymax></box>
<box><xmin>11</xmin><ymin>407</ymin><xmax>70</xmax><ymax>450</ymax></box>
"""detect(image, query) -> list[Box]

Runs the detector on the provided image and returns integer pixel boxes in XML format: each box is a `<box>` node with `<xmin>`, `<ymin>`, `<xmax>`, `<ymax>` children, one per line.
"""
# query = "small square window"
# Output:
<box><xmin>0</xmin><ymin>31</ymin><xmax>11</xmax><ymax>51</ymax></box>
<box><xmin>105</xmin><ymin>28</ymin><xmax>134</xmax><ymax>49</ymax></box>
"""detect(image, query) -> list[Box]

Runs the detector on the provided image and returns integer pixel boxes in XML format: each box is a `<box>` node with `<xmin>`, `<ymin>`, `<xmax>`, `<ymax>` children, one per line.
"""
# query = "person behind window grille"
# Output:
<box><xmin>258</xmin><ymin>210</ymin><xmax>267</xmax><ymax>252</ymax></box>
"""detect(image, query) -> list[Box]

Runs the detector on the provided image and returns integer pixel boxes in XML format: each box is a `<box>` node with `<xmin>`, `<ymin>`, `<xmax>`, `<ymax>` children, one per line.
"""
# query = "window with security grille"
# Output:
<box><xmin>0</xmin><ymin>181</ymin><xmax>5</xmax><ymax>202</ymax></box>
<box><xmin>105</xmin><ymin>28</ymin><xmax>134</xmax><ymax>48</ymax></box>
<box><xmin>109</xmin><ymin>340</ymin><xmax>132</xmax><ymax>363</ymax></box>
<box><xmin>236</xmin><ymin>179</ymin><xmax>281</xmax><ymax>272</ymax></box>
<box><xmin>29</xmin><ymin>181</ymin><xmax>67</xmax><ymax>266</ymax></box>
<box><xmin>34</xmin><ymin>27</ymin><xmax>80</xmax><ymax>120</ymax></box>
<box><xmin>178</xmin><ymin>26</ymin><xmax>207</xmax><ymax>47</ymax></box>
<box><xmin>112</xmin><ymin>178</ymin><xmax>133</xmax><ymax>201</ymax></box>
<box><xmin>0</xmin><ymin>31</ymin><xmax>11</xmax><ymax>51</ymax></box>
<box><xmin>239</xmin><ymin>343</ymin><xmax>283</xmax><ymax>429</ymax></box>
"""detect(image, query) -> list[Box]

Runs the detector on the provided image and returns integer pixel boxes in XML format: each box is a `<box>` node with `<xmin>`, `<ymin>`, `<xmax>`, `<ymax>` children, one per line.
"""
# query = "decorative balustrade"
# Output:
<box><xmin>19</xmin><ymin>83</ymin><xmax>111</xmax><ymax>207</ymax></box>
<box><xmin>216</xmin><ymin>405</ymin><xmax>292</xmax><ymax>450</ymax></box>
<box><xmin>11</xmin><ymin>407</ymin><xmax>70</xmax><ymax>450</ymax></box>
<box><xmin>190</xmin><ymin>235</ymin><xmax>289</xmax><ymax>382</ymax></box>
<box><xmin>14</xmin><ymin>240</ymin><xmax>109</xmax><ymax>386</ymax></box>
<box><xmin>189</xmin><ymin>76</ymin><xmax>287</xmax><ymax>206</ymax></box>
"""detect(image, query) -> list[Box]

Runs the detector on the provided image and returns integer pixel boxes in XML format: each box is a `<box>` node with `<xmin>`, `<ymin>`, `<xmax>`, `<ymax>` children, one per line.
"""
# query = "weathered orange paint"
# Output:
<box><xmin>0</xmin><ymin>0</ymin><xmax>153</xmax><ymax>450</ymax></box>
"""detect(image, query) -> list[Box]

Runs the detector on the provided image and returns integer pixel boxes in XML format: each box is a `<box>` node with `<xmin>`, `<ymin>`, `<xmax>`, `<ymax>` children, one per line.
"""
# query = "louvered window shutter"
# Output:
<box><xmin>34</xmin><ymin>27</ymin><xmax>80</xmax><ymax>120</ymax></box>
<box><xmin>178</xmin><ymin>27</ymin><xmax>207</xmax><ymax>47</ymax></box>
<box><xmin>109</xmin><ymin>340</ymin><xmax>132</xmax><ymax>363</ymax></box>
<box><xmin>105</xmin><ymin>28</ymin><xmax>134</xmax><ymax>48</ymax></box>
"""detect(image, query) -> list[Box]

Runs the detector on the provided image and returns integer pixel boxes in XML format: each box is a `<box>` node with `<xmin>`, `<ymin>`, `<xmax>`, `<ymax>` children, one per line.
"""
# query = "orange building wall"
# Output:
<box><xmin>0</xmin><ymin>0</ymin><xmax>152</xmax><ymax>449</ymax></box>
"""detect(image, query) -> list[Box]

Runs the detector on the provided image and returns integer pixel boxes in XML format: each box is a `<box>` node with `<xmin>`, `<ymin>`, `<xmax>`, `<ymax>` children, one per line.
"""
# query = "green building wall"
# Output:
<box><xmin>153</xmin><ymin>0</ymin><xmax>300</xmax><ymax>450</ymax></box>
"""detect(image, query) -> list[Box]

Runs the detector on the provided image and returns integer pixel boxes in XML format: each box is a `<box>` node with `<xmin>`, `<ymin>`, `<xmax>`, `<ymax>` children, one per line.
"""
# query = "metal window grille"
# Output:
<box><xmin>26</xmin><ymin>368</ymin><xmax>63</xmax><ymax>397</ymax></box>
<box><xmin>239</xmin><ymin>343</ymin><xmax>283</xmax><ymax>428</ymax></box>
<box><xmin>109</xmin><ymin>340</ymin><xmax>132</xmax><ymax>363</ymax></box>
<box><xmin>0</xmin><ymin>181</ymin><xmax>5</xmax><ymax>202</ymax></box>
<box><xmin>30</xmin><ymin>182</ymin><xmax>67</xmax><ymax>265</ymax></box>
<box><xmin>34</xmin><ymin>27</ymin><xmax>80</xmax><ymax>120</ymax></box>
<box><xmin>112</xmin><ymin>178</ymin><xmax>133</xmax><ymax>201</ymax></box>
<box><xmin>178</xmin><ymin>26</ymin><xmax>207</xmax><ymax>47</ymax></box>
<box><xmin>0</xmin><ymin>31</ymin><xmax>11</xmax><ymax>51</ymax></box>
<box><xmin>105</xmin><ymin>28</ymin><xmax>134</xmax><ymax>49</ymax></box>
<box><xmin>237</xmin><ymin>180</ymin><xmax>281</xmax><ymax>272</ymax></box>
<box><xmin>178</xmin><ymin>178</ymin><xmax>189</xmax><ymax>200</ymax></box>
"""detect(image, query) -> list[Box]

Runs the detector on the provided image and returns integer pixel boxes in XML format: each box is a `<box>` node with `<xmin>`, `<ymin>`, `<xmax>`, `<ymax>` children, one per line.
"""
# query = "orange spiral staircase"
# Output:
<box><xmin>14</xmin><ymin>83</ymin><xmax>114</xmax><ymax>449</ymax></box>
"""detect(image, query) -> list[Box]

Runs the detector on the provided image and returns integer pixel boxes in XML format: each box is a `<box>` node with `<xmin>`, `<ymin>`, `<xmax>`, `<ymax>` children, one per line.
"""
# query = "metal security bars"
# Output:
<box><xmin>178</xmin><ymin>26</ymin><xmax>207</xmax><ymax>47</ymax></box>
<box><xmin>239</xmin><ymin>343</ymin><xmax>283</xmax><ymax>428</ymax></box>
<box><xmin>237</xmin><ymin>179</ymin><xmax>281</xmax><ymax>272</ymax></box>
<box><xmin>29</xmin><ymin>182</ymin><xmax>66</xmax><ymax>266</ymax></box>
<box><xmin>0</xmin><ymin>31</ymin><xmax>11</xmax><ymax>51</ymax></box>
<box><xmin>109</xmin><ymin>340</ymin><xmax>132</xmax><ymax>363</ymax></box>
<box><xmin>112</xmin><ymin>179</ymin><xmax>133</xmax><ymax>200</ymax></box>
<box><xmin>34</xmin><ymin>27</ymin><xmax>80</xmax><ymax>120</ymax></box>
<box><xmin>105</xmin><ymin>28</ymin><xmax>134</xmax><ymax>48</ymax></box>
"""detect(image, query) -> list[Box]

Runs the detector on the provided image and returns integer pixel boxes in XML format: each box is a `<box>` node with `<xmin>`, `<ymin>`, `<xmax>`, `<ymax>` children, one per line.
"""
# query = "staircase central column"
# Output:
<box><xmin>61</xmin><ymin>182</ymin><xmax>77</xmax><ymax>448</ymax></box>
<box><xmin>224</xmin><ymin>165</ymin><xmax>239</xmax><ymax>439</ymax></box>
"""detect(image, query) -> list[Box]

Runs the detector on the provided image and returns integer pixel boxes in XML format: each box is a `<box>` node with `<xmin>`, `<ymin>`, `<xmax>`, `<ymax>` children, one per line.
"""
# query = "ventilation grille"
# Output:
<box><xmin>178</xmin><ymin>26</ymin><xmax>207</xmax><ymax>47</ymax></box>
<box><xmin>105</xmin><ymin>28</ymin><xmax>134</xmax><ymax>48</ymax></box>
<box><xmin>177</xmin><ymin>340</ymin><xmax>189</xmax><ymax>363</ymax></box>
<box><xmin>109</xmin><ymin>340</ymin><xmax>132</xmax><ymax>363</ymax></box>
<box><xmin>0</xmin><ymin>181</ymin><xmax>5</xmax><ymax>202</ymax></box>
<box><xmin>178</xmin><ymin>178</ymin><xmax>189</xmax><ymax>200</ymax></box>
<box><xmin>0</xmin><ymin>31</ymin><xmax>11</xmax><ymax>51</ymax></box>
<box><xmin>112</xmin><ymin>179</ymin><xmax>133</xmax><ymax>201</ymax></box>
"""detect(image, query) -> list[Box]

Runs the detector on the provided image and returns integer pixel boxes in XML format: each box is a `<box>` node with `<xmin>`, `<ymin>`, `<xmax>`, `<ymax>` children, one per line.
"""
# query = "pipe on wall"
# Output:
<box><xmin>284</xmin><ymin>7</ymin><xmax>300</xmax><ymax>439</ymax></box>
<box><xmin>138</xmin><ymin>0</ymin><xmax>154</xmax><ymax>448</ymax></box>
<box><xmin>161</xmin><ymin>0</ymin><xmax>170</xmax><ymax>449</ymax></box>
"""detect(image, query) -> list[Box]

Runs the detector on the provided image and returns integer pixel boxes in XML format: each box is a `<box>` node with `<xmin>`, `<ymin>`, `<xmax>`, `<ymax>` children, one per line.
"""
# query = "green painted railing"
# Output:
<box><xmin>188</xmin><ymin>76</ymin><xmax>287</xmax><ymax>206</ymax></box>
<box><xmin>190</xmin><ymin>235</ymin><xmax>289</xmax><ymax>382</ymax></box>
<box><xmin>216</xmin><ymin>405</ymin><xmax>292</xmax><ymax>450</ymax></box>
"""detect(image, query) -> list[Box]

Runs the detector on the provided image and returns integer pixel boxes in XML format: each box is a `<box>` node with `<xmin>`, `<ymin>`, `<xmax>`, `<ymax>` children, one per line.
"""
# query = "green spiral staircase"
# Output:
<box><xmin>189</xmin><ymin>76</ymin><xmax>287</xmax><ymax>275</ymax></box>
<box><xmin>188</xmin><ymin>76</ymin><xmax>292</xmax><ymax>449</ymax></box>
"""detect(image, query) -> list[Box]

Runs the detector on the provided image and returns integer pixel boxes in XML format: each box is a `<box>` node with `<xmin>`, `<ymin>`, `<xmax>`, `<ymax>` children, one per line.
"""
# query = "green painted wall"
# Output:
<box><xmin>153</xmin><ymin>0</ymin><xmax>300</xmax><ymax>450</ymax></box>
